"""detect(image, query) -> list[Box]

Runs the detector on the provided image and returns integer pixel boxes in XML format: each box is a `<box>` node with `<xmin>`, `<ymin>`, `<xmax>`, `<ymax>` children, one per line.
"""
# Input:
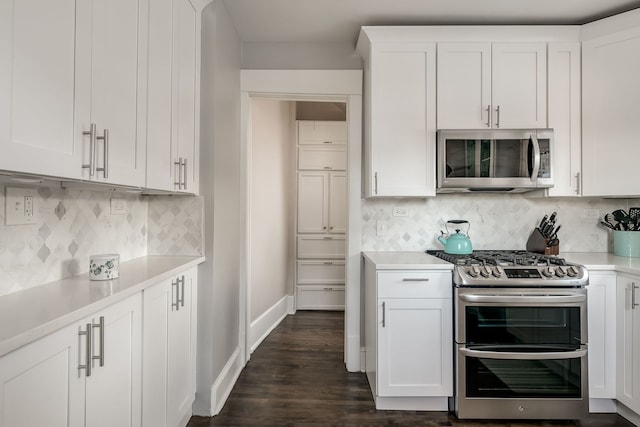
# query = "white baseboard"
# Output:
<box><xmin>249</xmin><ymin>295</ymin><xmax>291</xmax><ymax>353</ymax></box>
<box><xmin>589</xmin><ymin>398</ymin><xmax>617</xmax><ymax>413</ymax></box>
<box><xmin>360</xmin><ymin>346</ymin><xmax>366</xmax><ymax>373</ymax></box>
<box><xmin>618</xmin><ymin>402</ymin><xmax>640</xmax><ymax>426</ymax></box>
<box><xmin>286</xmin><ymin>294</ymin><xmax>295</xmax><ymax>314</ymax></box>
<box><xmin>210</xmin><ymin>346</ymin><xmax>244</xmax><ymax>416</ymax></box>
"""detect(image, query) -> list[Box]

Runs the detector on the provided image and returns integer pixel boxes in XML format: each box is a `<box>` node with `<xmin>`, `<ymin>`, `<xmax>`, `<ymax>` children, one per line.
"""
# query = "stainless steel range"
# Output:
<box><xmin>427</xmin><ymin>250</ymin><xmax>589</xmax><ymax>421</ymax></box>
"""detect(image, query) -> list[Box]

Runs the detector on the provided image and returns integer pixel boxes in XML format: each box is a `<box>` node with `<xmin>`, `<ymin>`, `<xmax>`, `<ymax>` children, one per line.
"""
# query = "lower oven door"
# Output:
<box><xmin>456</xmin><ymin>345</ymin><xmax>589</xmax><ymax>419</ymax></box>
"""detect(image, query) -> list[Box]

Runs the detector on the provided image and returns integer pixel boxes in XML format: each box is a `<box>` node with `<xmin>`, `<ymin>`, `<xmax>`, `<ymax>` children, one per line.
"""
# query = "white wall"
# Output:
<box><xmin>196</xmin><ymin>0</ymin><xmax>243</xmax><ymax>416</ymax></box>
<box><xmin>249</xmin><ymin>99</ymin><xmax>295</xmax><ymax>321</ymax></box>
<box><xmin>241</xmin><ymin>42</ymin><xmax>363</xmax><ymax>70</ymax></box>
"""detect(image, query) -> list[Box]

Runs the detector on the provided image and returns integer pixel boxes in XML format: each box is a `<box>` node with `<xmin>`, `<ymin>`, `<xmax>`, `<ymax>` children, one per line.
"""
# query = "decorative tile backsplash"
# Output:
<box><xmin>0</xmin><ymin>185</ymin><xmax>204</xmax><ymax>297</ymax></box>
<box><xmin>362</xmin><ymin>194</ymin><xmax>637</xmax><ymax>253</ymax></box>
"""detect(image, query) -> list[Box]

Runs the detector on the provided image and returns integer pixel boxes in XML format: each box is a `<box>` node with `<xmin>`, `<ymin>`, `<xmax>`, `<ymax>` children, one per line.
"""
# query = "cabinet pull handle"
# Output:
<box><xmin>96</xmin><ymin>129</ymin><xmax>109</xmax><ymax>178</ymax></box>
<box><xmin>172</xmin><ymin>279</ymin><xmax>179</xmax><ymax>311</ymax></box>
<box><xmin>575</xmin><ymin>172</ymin><xmax>581</xmax><ymax>195</ymax></box>
<box><xmin>182</xmin><ymin>158</ymin><xmax>188</xmax><ymax>190</ymax></box>
<box><xmin>633</xmin><ymin>282</ymin><xmax>639</xmax><ymax>309</ymax></box>
<box><xmin>179</xmin><ymin>275</ymin><xmax>185</xmax><ymax>307</ymax></box>
<box><xmin>323</xmin><ymin>140</ymin><xmax>332</xmax><ymax>144</ymax></box>
<box><xmin>323</xmin><ymin>236</ymin><xmax>333</xmax><ymax>240</ymax></box>
<box><xmin>374</xmin><ymin>172</ymin><xmax>378</xmax><ymax>195</ymax></box>
<box><xmin>323</xmin><ymin>166</ymin><xmax>332</xmax><ymax>170</ymax></box>
<box><xmin>323</xmin><ymin>261</ymin><xmax>333</xmax><ymax>265</ymax></box>
<box><xmin>495</xmin><ymin>105</ymin><xmax>501</xmax><ymax>128</ymax></box>
<box><xmin>174</xmin><ymin>157</ymin><xmax>183</xmax><ymax>189</ymax></box>
<box><xmin>92</xmin><ymin>316</ymin><xmax>105</xmax><ymax>367</ymax></box>
<box><xmin>78</xmin><ymin>322</ymin><xmax>93</xmax><ymax>376</ymax></box>
<box><xmin>323</xmin><ymin>287</ymin><xmax>333</xmax><ymax>291</ymax></box>
<box><xmin>82</xmin><ymin>123</ymin><xmax>97</xmax><ymax>176</ymax></box>
<box><xmin>485</xmin><ymin>105</ymin><xmax>491</xmax><ymax>128</ymax></box>
<box><xmin>382</xmin><ymin>302</ymin><xmax>386</xmax><ymax>327</ymax></box>
<box><xmin>402</xmin><ymin>278</ymin><xmax>430</xmax><ymax>282</ymax></box>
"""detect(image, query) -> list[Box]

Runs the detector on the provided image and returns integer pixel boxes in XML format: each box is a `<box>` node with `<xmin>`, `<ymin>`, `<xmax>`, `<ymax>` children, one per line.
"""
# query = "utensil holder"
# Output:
<box><xmin>613</xmin><ymin>231</ymin><xmax>640</xmax><ymax>257</ymax></box>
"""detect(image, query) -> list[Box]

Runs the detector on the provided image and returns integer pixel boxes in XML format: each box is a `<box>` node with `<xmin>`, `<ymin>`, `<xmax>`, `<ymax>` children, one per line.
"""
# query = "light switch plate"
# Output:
<box><xmin>5</xmin><ymin>187</ymin><xmax>38</xmax><ymax>225</ymax></box>
<box><xmin>110</xmin><ymin>198</ymin><xmax>127</xmax><ymax>215</ymax></box>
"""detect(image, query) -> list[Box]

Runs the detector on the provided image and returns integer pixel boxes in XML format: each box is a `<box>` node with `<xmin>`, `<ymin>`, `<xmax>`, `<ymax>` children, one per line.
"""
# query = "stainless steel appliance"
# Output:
<box><xmin>436</xmin><ymin>129</ymin><xmax>553</xmax><ymax>193</ymax></box>
<box><xmin>426</xmin><ymin>250</ymin><xmax>589</xmax><ymax>420</ymax></box>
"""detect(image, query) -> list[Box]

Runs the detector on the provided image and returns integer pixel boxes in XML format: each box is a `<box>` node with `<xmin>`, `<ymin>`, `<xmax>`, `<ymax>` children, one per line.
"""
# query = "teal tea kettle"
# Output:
<box><xmin>438</xmin><ymin>220</ymin><xmax>473</xmax><ymax>255</ymax></box>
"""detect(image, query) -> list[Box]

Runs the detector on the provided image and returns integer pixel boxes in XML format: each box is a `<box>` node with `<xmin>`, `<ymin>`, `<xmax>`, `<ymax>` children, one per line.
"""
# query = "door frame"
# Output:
<box><xmin>239</xmin><ymin>70</ymin><xmax>362</xmax><ymax>372</ymax></box>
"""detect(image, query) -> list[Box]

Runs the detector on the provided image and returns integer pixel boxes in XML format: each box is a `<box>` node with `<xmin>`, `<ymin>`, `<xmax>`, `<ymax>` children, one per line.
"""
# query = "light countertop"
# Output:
<box><xmin>0</xmin><ymin>255</ymin><xmax>205</xmax><ymax>357</ymax></box>
<box><xmin>362</xmin><ymin>251</ymin><xmax>453</xmax><ymax>270</ymax></box>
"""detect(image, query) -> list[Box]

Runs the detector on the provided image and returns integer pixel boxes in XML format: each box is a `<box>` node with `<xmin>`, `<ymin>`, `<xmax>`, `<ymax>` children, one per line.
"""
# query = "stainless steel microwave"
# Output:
<box><xmin>436</xmin><ymin>129</ymin><xmax>554</xmax><ymax>193</ymax></box>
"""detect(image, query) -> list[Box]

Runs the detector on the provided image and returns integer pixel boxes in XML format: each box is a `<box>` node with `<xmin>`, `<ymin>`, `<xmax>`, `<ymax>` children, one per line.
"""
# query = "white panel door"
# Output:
<box><xmin>298</xmin><ymin>121</ymin><xmax>347</xmax><ymax>145</ymax></box>
<box><xmin>85</xmin><ymin>293</ymin><xmax>142</xmax><ymax>427</ymax></box>
<box><xmin>436</xmin><ymin>43</ymin><xmax>491</xmax><ymax>129</ymax></box>
<box><xmin>617</xmin><ymin>275</ymin><xmax>640</xmax><ymax>413</ymax></box>
<box><xmin>369</xmin><ymin>43</ymin><xmax>436</xmax><ymax>197</ymax></box>
<box><xmin>297</xmin><ymin>172</ymin><xmax>328</xmax><ymax>233</ymax></box>
<box><xmin>0</xmin><ymin>322</ymin><xmax>84</xmax><ymax>427</ymax></box>
<box><xmin>328</xmin><ymin>172</ymin><xmax>347</xmax><ymax>234</ymax></box>
<box><xmin>0</xmin><ymin>0</ymin><xmax>82</xmax><ymax>179</ymax></box>
<box><xmin>582</xmin><ymin>28</ymin><xmax>640</xmax><ymax>197</ymax></box>
<box><xmin>491</xmin><ymin>43</ymin><xmax>547</xmax><ymax>129</ymax></box>
<box><xmin>587</xmin><ymin>273</ymin><xmax>617</xmax><ymax>399</ymax></box>
<box><xmin>546</xmin><ymin>43</ymin><xmax>581</xmax><ymax>197</ymax></box>
<box><xmin>87</xmin><ymin>0</ymin><xmax>147</xmax><ymax>186</ymax></box>
<box><xmin>377</xmin><ymin>298</ymin><xmax>453</xmax><ymax>397</ymax></box>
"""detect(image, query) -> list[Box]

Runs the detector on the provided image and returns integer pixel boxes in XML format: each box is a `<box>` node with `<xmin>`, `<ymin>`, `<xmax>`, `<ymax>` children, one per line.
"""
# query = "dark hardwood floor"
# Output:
<box><xmin>188</xmin><ymin>311</ymin><xmax>634</xmax><ymax>427</ymax></box>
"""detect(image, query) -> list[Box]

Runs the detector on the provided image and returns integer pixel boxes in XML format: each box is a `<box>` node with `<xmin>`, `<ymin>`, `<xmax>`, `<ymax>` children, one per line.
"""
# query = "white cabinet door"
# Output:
<box><xmin>546</xmin><ymin>43</ymin><xmax>581</xmax><ymax>197</ymax></box>
<box><xmin>377</xmin><ymin>298</ymin><xmax>453</xmax><ymax>397</ymax></box>
<box><xmin>0</xmin><ymin>0</ymin><xmax>82</xmax><ymax>179</ymax></box>
<box><xmin>367</xmin><ymin>42</ymin><xmax>436</xmax><ymax>197</ymax></box>
<box><xmin>491</xmin><ymin>43</ymin><xmax>547</xmax><ymax>129</ymax></box>
<box><xmin>0</xmin><ymin>322</ymin><xmax>84</xmax><ymax>427</ymax></box>
<box><xmin>328</xmin><ymin>172</ymin><xmax>347</xmax><ymax>234</ymax></box>
<box><xmin>298</xmin><ymin>121</ymin><xmax>347</xmax><ymax>145</ymax></box>
<box><xmin>84</xmin><ymin>293</ymin><xmax>142</xmax><ymax>427</ymax></box>
<box><xmin>436</xmin><ymin>43</ymin><xmax>491</xmax><ymax>129</ymax></box>
<box><xmin>298</xmin><ymin>146</ymin><xmax>347</xmax><ymax>171</ymax></box>
<box><xmin>587</xmin><ymin>273</ymin><xmax>617</xmax><ymax>399</ymax></box>
<box><xmin>617</xmin><ymin>275</ymin><xmax>640</xmax><ymax>413</ymax></box>
<box><xmin>297</xmin><ymin>172</ymin><xmax>328</xmax><ymax>233</ymax></box>
<box><xmin>146</xmin><ymin>0</ymin><xmax>199</xmax><ymax>193</ymax></box>
<box><xmin>582</xmin><ymin>27</ymin><xmax>640</xmax><ymax>197</ymax></box>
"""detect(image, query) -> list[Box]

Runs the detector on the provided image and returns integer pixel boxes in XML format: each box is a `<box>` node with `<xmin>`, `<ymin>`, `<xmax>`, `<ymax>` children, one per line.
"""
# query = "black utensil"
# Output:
<box><xmin>612</xmin><ymin>209</ymin><xmax>630</xmax><ymax>230</ymax></box>
<box><xmin>550</xmin><ymin>225</ymin><xmax>561</xmax><ymax>240</ymax></box>
<box><xmin>604</xmin><ymin>213</ymin><xmax>618</xmax><ymax>230</ymax></box>
<box><xmin>600</xmin><ymin>220</ymin><xmax>616</xmax><ymax>230</ymax></box>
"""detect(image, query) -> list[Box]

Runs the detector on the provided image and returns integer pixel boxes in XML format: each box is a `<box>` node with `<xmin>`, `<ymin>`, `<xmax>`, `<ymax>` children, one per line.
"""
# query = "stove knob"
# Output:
<box><xmin>492</xmin><ymin>266</ymin><xmax>504</xmax><ymax>278</ymax></box>
<box><xmin>467</xmin><ymin>266</ymin><xmax>480</xmax><ymax>278</ymax></box>
<box><xmin>480</xmin><ymin>266</ymin><xmax>491</xmax><ymax>278</ymax></box>
<box><xmin>567</xmin><ymin>266</ymin><xmax>580</xmax><ymax>277</ymax></box>
<box><xmin>555</xmin><ymin>267</ymin><xmax>567</xmax><ymax>278</ymax></box>
<box><xmin>542</xmin><ymin>267</ymin><xmax>555</xmax><ymax>278</ymax></box>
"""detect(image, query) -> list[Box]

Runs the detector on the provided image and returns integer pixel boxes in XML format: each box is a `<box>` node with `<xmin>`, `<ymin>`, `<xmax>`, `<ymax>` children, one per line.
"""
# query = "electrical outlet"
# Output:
<box><xmin>110</xmin><ymin>198</ymin><xmax>127</xmax><ymax>215</ymax></box>
<box><xmin>5</xmin><ymin>187</ymin><xmax>38</xmax><ymax>225</ymax></box>
<box><xmin>376</xmin><ymin>220</ymin><xmax>387</xmax><ymax>236</ymax></box>
<box><xmin>392</xmin><ymin>207</ymin><xmax>409</xmax><ymax>217</ymax></box>
<box><xmin>583</xmin><ymin>209</ymin><xmax>599</xmax><ymax>219</ymax></box>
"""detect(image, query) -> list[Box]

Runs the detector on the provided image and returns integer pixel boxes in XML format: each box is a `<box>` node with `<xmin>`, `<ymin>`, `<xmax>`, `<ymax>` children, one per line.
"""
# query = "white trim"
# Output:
<box><xmin>589</xmin><ymin>398</ymin><xmax>617</xmax><ymax>413</ymax></box>
<box><xmin>209</xmin><ymin>346</ymin><xmax>244</xmax><ymax>416</ymax></box>
<box><xmin>360</xmin><ymin>346</ymin><xmax>367</xmax><ymax>373</ymax></box>
<box><xmin>241</xmin><ymin>70</ymin><xmax>363</xmax><ymax>95</ymax></box>
<box><xmin>249</xmin><ymin>295</ymin><xmax>290</xmax><ymax>353</ymax></box>
<box><xmin>287</xmin><ymin>294</ymin><xmax>296</xmax><ymax>314</ymax></box>
<box><xmin>374</xmin><ymin>396</ymin><xmax>449</xmax><ymax>411</ymax></box>
<box><xmin>618</xmin><ymin>402</ymin><xmax>640</xmax><ymax>426</ymax></box>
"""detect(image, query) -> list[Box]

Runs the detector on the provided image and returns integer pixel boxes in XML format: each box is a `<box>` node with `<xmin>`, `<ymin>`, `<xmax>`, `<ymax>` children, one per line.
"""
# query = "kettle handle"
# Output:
<box><xmin>445</xmin><ymin>220</ymin><xmax>470</xmax><ymax>235</ymax></box>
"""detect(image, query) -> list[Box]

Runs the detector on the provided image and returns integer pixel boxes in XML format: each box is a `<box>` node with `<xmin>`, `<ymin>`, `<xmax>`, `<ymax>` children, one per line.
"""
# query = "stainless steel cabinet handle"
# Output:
<box><xmin>323</xmin><ymin>166</ymin><xmax>332</xmax><ymax>170</ymax></box>
<box><xmin>92</xmin><ymin>316</ymin><xmax>105</xmax><ymax>367</ymax></box>
<box><xmin>374</xmin><ymin>172</ymin><xmax>378</xmax><ymax>195</ymax></box>
<box><xmin>323</xmin><ymin>140</ymin><xmax>332</xmax><ymax>144</ymax></box>
<box><xmin>402</xmin><ymin>278</ymin><xmax>430</xmax><ymax>282</ymax></box>
<box><xmin>575</xmin><ymin>172</ymin><xmax>581</xmax><ymax>195</ymax></box>
<box><xmin>382</xmin><ymin>301</ymin><xmax>386</xmax><ymax>327</ymax></box>
<box><xmin>323</xmin><ymin>261</ymin><xmax>333</xmax><ymax>265</ymax></box>
<box><xmin>633</xmin><ymin>282</ymin><xmax>639</xmax><ymax>309</ymax></box>
<box><xmin>182</xmin><ymin>158</ymin><xmax>187</xmax><ymax>190</ymax></box>
<box><xmin>78</xmin><ymin>322</ymin><xmax>93</xmax><ymax>376</ymax></box>
<box><xmin>174</xmin><ymin>157</ymin><xmax>183</xmax><ymax>189</ymax></box>
<box><xmin>96</xmin><ymin>129</ymin><xmax>109</xmax><ymax>178</ymax></box>
<box><xmin>495</xmin><ymin>105</ymin><xmax>501</xmax><ymax>128</ymax></box>
<box><xmin>485</xmin><ymin>105</ymin><xmax>491</xmax><ymax>128</ymax></box>
<box><xmin>460</xmin><ymin>347</ymin><xmax>587</xmax><ymax>360</ymax></box>
<box><xmin>323</xmin><ymin>287</ymin><xmax>333</xmax><ymax>291</ymax></box>
<box><xmin>323</xmin><ymin>236</ymin><xmax>333</xmax><ymax>240</ymax></box>
<box><xmin>82</xmin><ymin>123</ymin><xmax>97</xmax><ymax>176</ymax></box>
<box><xmin>172</xmin><ymin>278</ymin><xmax>179</xmax><ymax>311</ymax></box>
<box><xmin>179</xmin><ymin>276</ymin><xmax>185</xmax><ymax>307</ymax></box>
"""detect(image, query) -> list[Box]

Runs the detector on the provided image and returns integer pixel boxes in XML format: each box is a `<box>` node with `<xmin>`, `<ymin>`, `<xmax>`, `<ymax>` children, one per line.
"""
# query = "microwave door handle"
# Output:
<box><xmin>530</xmin><ymin>134</ymin><xmax>541</xmax><ymax>182</ymax></box>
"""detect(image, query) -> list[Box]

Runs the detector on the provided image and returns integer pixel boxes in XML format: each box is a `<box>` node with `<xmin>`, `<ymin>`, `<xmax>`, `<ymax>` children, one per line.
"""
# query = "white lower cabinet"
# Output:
<box><xmin>364</xmin><ymin>260</ymin><xmax>453</xmax><ymax>410</ymax></box>
<box><xmin>143</xmin><ymin>267</ymin><xmax>197</xmax><ymax>427</ymax></box>
<box><xmin>587</xmin><ymin>273</ymin><xmax>617</xmax><ymax>409</ymax></box>
<box><xmin>0</xmin><ymin>293</ymin><xmax>142</xmax><ymax>427</ymax></box>
<box><xmin>617</xmin><ymin>274</ymin><xmax>640</xmax><ymax>415</ymax></box>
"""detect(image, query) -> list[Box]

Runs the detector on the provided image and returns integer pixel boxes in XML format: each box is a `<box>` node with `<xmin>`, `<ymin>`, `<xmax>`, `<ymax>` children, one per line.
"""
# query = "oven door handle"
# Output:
<box><xmin>459</xmin><ymin>347</ymin><xmax>587</xmax><ymax>360</ymax></box>
<box><xmin>459</xmin><ymin>294</ymin><xmax>586</xmax><ymax>304</ymax></box>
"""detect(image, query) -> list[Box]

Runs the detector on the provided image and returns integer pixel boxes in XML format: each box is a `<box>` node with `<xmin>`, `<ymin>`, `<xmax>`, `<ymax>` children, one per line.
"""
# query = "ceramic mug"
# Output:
<box><xmin>89</xmin><ymin>254</ymin><xmax>120</xmax><ymax>280</ymax></box>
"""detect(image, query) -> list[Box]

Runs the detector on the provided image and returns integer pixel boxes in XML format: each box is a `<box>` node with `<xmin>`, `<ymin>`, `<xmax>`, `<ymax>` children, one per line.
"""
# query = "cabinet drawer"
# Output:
<box><xmin>297</xmin><ymin>260</ymin><xmax>345</xmax><ymax>284</ymax></box>
<box><xmin>298</xmin><ymin>121</ymin><xmax>347</xmax><ymax>145</ymax></box>
<box><xmin>297</xmin><ymin>285</ymin><xmax>345</xmax><ymax>310</ymax></box>
<box><xmin>298</xmin><ymin>146</ymin><xmax>347</xmax><ymax>170</ymax></box>
<box><xmin>377</xmin><ymin>270</ymin><xmax>452</xmax><ymax>299</ymax></box>
<box><xmin>297</xmin><ymin>235</ymin><xmax>345</xmax><ymax>259</ymax></box>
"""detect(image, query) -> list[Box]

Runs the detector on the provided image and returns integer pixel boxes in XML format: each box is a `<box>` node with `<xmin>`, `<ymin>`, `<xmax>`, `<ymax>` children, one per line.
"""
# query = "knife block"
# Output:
<box><xmin>526</xmin><ymin>227</ymin><xmax>559</xmax><ymax>255</ymax></box>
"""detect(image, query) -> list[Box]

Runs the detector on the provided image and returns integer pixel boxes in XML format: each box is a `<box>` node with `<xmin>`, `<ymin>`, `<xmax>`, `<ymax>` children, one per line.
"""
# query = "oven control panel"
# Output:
<box><xmin>455</xmin><ymin>264</ymin><xmax>587</xmax><ymax>287</ymax></box>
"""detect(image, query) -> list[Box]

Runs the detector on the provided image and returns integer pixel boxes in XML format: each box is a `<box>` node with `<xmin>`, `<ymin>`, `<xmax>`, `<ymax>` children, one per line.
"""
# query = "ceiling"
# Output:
<box><xmin>222</xmin><ymin>0</ymin><xmax>640</xmax><ymax>45</ymax></box>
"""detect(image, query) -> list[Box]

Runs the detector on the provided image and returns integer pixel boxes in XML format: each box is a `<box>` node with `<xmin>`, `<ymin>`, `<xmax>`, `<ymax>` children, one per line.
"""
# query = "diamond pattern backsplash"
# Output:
<box><xmin>146</xmin><ymin>195</ymin><xmax>204</xmax><ymax>256</ymax></box>
<box><xmin>361</xmin><ymin>194</ymin><xmax>639</xmax><ymax>253</ymax></box>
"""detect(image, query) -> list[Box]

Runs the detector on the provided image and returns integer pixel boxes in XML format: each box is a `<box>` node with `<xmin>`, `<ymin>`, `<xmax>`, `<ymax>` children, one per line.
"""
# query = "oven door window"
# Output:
<box><xmin>465</xmin><ymin>306</ymin><xmax>581</xmax><ymax>346</ymax></box>
<box><xmin>465</xmin><ymin>350</ymin><xmax>582</xmax><ymax>398</ymax></box>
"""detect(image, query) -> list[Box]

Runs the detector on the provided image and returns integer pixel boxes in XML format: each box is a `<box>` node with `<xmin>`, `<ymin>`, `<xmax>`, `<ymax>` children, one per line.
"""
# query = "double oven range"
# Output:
<box><xmin>427</xmin><ymin>250</ymin><xmax>589</xmax><ymax>420</ymax></box>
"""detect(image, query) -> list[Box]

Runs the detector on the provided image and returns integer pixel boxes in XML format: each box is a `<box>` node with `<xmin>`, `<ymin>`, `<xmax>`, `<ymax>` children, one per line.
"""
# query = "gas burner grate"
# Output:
<box><xmin>426</xmin><ymin>250</ymin><xmax>568</xmax><ymax>267</ymax></box>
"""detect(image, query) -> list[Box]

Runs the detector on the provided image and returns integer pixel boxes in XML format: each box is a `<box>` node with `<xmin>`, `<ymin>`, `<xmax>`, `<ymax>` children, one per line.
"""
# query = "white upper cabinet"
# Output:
<box><xmin>0</xmin><ymin>0</ymin><xmax>82</xmax><ymax>179</ymax></box>
<box><xmin>437</xmin><ymin>42</ymin><xmax>547</xmax><ymax>129</ymax></box>
<box><xmin>298</xmin><ymin>121</ymin><xmax>347</xmax><ymax>145</ymax></box>
<box><xmin>297</xmin><ymin>171</ymin><xmax>346</xmax><ymax>234</ymax></box>
<box><xmin>359</xmin><ymin>36</ymin><xmax>437</xmax><ymax>197</ymax></box>
<box><xmin>0</xmin><ymin>0</ymin><xmax>148</xmax><ymax>186</ymax></box>
<box><xmin>582</xmin><ymin>16</ymin><xmax>640</xmax><ymax>197</ymax></box>
<box><xmin>546</xmin><ymin>42</ymin><xmax>582</xmax><ymax>197</ymax></box>
<box><xmin>146</xmin><ymin>0</ymin><xmax>200</xmax><ymax>194</ymax></box>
